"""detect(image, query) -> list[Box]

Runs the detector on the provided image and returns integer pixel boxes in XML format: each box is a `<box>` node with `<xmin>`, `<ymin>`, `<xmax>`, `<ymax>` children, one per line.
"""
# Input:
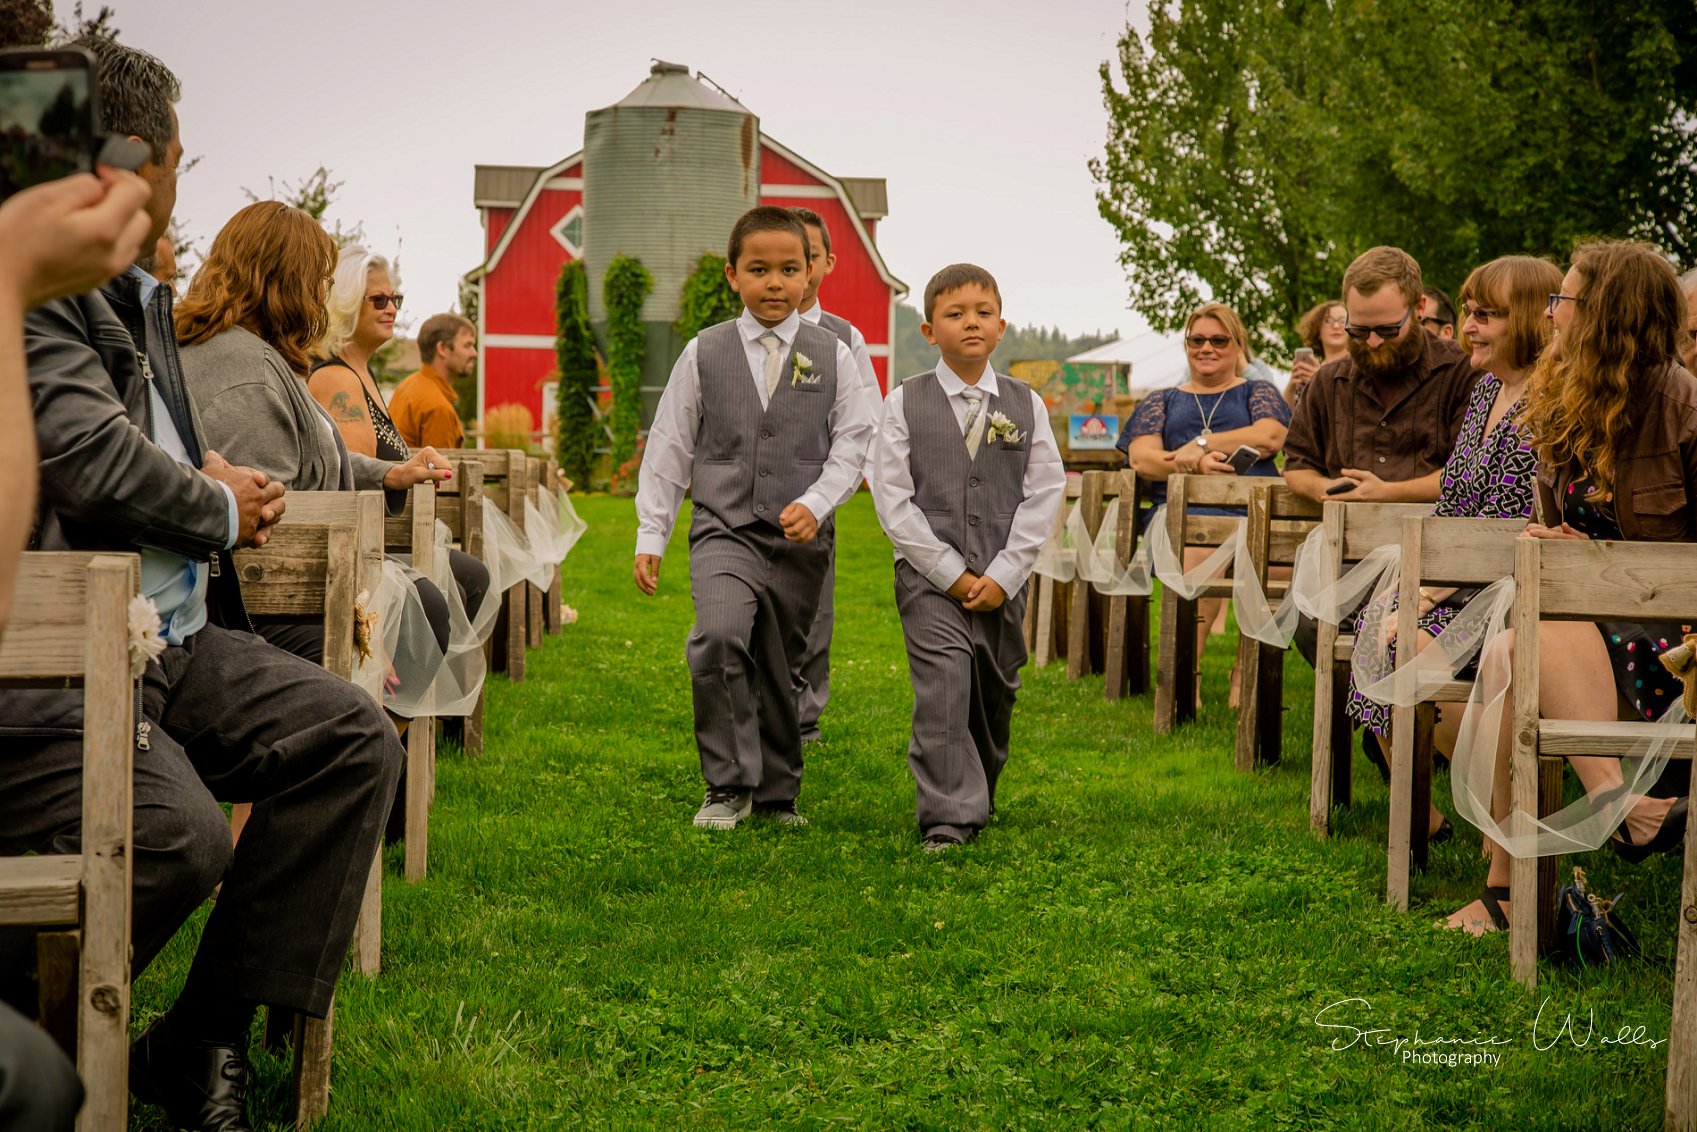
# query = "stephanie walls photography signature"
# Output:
<box><xmin>1312</xmin><ymin>997</ymin><xmax>1666</xmax><ymax>1067</ymax></box>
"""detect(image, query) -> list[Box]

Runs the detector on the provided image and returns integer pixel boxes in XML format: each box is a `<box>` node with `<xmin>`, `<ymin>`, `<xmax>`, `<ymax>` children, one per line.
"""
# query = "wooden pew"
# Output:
<box><xmin>375</xmin><ymin>484</ymin><xmax>437</xmax><ymax>883</ymax></box>
<box><xmin>1025</xmin><ymin>475</ymin><xmax>1083</xmax><ymax>667</ymax></box>
<box><xmin>1152</xmin><ymin>474</ymin><xmax>1261</xmax><ymax>733</ymax></box>
<box><xmin>1066</xmin><ymin>470</ymin><xmax>1111</xmax><ymax>682</ymax></box>
<box><xmin>1384</xmin><ymin>515</ymin><xmax>1523</xmax><ymax>910</ymax></box>
<box><xmin>1232</xmin><ymin>481</ymin><xmax>1320</xmax><ymax>770</ymax></box>
<box><xmin>432</xmin><ymin>458</ymin><xmax>487</xmax><ymax>757</ymax></box>
<box><xmin>0</xmin><ymin>553</ymin><xmax>136</xmax><ymax>1132</ymax></box>
<box><xmin>1506</xmin><ymin>537</ymin><xmax>1697</xmax><ymax>990</ymax></box>
<box><xmin>1102</xmin><ymin>470</ymin><xmax>1152</xmax><ymax>701</ymax></box>
<box><xmin>537</xmin><ymin>455</ymin><xmax>566</xmax><ymax>636</ymax></box>
<box><xmin>1668</xmin><ymin>706</ymin><xmax>1697</xmax><ymax>1130</ymax></box>
<box><xmin>234</xmin><ymin>493</ymin><xmax>383</xmax><ymax>1127</ymax></box>
<box><xmin>433</xmin><ymin>448</ymin><xmax>531</xmax><ymax>683</ymax></box>
<box><xmin>1308</xmin><ymin>501</ymin><xmax>1430</xmax><ymax>830</ymax></box>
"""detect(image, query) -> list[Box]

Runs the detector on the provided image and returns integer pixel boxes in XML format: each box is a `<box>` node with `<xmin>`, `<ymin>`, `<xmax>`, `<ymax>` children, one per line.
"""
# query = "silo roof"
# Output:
<box><xmin>604</xmin><ymin>60</ymin><xmax>750</xmax><ymax>114</ymax></box>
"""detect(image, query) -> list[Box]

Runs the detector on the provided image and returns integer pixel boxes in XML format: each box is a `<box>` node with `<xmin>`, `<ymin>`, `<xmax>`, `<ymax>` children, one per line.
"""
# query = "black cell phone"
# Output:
<box><xmin>1325</xmin><ymin>478</ymin><xmax>1356</xmax><ymax>496</ymax></box>
<box><xmin>1226</xmin><ymin>444</ymin><xmax>1261</xmax><ymax>474</ymax></box>
<box><xmin>0</xmin><ymin>47</ymin><xmax>100</xmax><ymax>200</ymax></box>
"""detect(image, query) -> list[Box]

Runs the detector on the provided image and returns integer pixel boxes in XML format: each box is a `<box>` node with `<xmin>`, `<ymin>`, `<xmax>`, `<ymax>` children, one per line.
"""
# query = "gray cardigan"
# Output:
<box><xmin>179</xmin><ymin>326</ymin><xmax>404</xmax><ymax>513</ymax></box>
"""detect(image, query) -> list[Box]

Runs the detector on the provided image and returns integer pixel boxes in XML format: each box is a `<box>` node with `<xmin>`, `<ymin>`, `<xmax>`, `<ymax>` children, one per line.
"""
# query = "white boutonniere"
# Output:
<box><xmin>986</xmin><ymin>411</ymin><xmax>1025</xmax><ymax>445</ymax></box>
<box><xmin>127</xmin><ymin>594</ymin><xmax>166</xmax><ymax>678</ymax></box>
<box><xmin>791</xmin><ymin>352</ymin><xmax>821</xmax><ymax>387</ymax></box>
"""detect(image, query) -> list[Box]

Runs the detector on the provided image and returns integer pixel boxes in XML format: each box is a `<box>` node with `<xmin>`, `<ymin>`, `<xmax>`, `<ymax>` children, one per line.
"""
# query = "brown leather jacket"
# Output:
<box><xmin>1536</xmin><ymin>362</ymin><xmax>1697</xmax><ymax>541</ymax></box>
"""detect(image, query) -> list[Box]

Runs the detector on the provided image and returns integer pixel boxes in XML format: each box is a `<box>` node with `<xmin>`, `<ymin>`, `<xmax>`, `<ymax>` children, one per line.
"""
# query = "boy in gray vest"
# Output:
<box><xmin>634</xmin><ymin>207</ymin><xmax>874</xmax><ymax>829</ymax></box>
<box><xmin>789</xmin><ymin>207</ymin><xmax>882</xmax><ymax>743</ymax></box>
<box><xmin>869</xmin><ymin>264</ymin><xmax>1065</xmax><ymax>850</ymax></box>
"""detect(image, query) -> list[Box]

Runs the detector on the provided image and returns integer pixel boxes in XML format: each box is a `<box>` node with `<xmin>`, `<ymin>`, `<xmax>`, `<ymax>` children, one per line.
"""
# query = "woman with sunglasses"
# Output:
<box><xmin>1342</xmin><ymin>255</ymin><xmax>1559</xmax><ymax>843</ymax></box>
<box><xmin>1443</xmin><ymin>239</ymin><xmax>1696</xmax><ymax>936</ymax></box>
<box><xmin>1116</xmin><ymin>302</ymin><xmax>1291</xmax><ymax>708</ymax></box>
<box><xmin>1287</xmin><ymin>300</ymin><xmax>1349</xmax><ymax>408</ymax></box>
<box><xmin>309</xmin><ymin>246</ymin><xmax>414</xmax><ymax>464</ymax></box>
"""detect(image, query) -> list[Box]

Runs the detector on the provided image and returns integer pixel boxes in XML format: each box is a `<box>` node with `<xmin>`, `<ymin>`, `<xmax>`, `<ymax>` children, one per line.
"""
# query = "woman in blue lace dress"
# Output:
<box><xmin>1344</xmin><ymin>256</ymin><xmax>1558</xmax><ymax>840</ymax></box>
<box><xmin>1116</xmin><ymin>302</ymin><xmax>1291</xmax><ymax>707</ymax></box>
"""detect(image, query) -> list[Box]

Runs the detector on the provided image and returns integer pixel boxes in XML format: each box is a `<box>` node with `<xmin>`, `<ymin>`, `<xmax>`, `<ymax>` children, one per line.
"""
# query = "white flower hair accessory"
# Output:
<box><xmin>791</xmin><ymin>352</ymin><xmax>821</xmax><ymax>387</ymax></box>
<box><xmin>986</xmin><ymin>411</ymin><xmax>1025</xmax><ymax>445</ymax></box>
<box><xmin>127</xmin><ymin>595</ymin><xmax>166</xmax><ymax>678</ymax></box>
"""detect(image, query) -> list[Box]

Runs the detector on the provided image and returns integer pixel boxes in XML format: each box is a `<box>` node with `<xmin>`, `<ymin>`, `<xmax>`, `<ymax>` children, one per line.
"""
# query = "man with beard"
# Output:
<box><xmin>1280</xmin><ymin>247</ymin><xmax>1479</xmax><ymax>770</ymax></box>
<box><xmin>1283</xmin><ymin>246</ymin><xmax>1478</xmax><ymax>507</ymax></box>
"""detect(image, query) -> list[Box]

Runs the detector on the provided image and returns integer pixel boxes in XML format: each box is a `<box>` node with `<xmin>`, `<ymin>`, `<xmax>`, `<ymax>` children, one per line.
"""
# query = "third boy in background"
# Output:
<box><xmin>789</xmin><ymin>206</ymin><xmax>882</xmax><ymax>743</ymax></box>
<box><xmin>869</xmin><ymin>264</ymin><xmax>1064</xmax><ymax>851</ymax></box>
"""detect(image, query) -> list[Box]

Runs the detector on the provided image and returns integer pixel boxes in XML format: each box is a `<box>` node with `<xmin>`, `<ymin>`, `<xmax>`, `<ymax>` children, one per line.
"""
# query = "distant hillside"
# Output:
<box><xmin>889</xmin><ymin>302</ymin><xmax>1114</xmax><ymax>382</ymax></box>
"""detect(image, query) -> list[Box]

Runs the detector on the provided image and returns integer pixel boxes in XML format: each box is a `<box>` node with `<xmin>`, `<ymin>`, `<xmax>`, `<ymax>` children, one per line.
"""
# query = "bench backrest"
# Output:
<box><xmin>1166</xmin><ymin>473</ymin><xmax>1257</xmax><ymax>551</ymax></box>
<box><xmin>1520</xmin><ymin>538</ymin><xmax>1697</xmax><ymax>622</ymax></box>
<box><xmin>433</xmin><ymin>459</ymin><xmax>487</xmax><ymax>561</ymax></box>
<box><xmin>1406</xmin><ymin>515</ymin><xmax>1525</xmax><ymax>586</ymax></box>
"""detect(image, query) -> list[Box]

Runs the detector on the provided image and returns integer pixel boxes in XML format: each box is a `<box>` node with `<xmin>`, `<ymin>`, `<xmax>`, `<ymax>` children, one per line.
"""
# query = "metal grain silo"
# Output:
<box><xmin>583</xmin><ymin>61</ymin><xmax>760</xmax><ymax>419</ymax></box>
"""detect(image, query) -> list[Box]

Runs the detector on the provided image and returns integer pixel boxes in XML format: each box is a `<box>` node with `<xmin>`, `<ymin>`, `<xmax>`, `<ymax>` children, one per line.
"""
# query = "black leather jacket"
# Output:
<box><xmin>6</xmin><ymin>272</ymin><xmax>248</xmax><ymax>734</ymax></box>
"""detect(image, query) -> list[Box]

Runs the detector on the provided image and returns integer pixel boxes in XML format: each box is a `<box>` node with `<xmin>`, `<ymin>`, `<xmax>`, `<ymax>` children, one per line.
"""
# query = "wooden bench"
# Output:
<box><xmin>1668</xmin><ymin>706</ymin><xmax>1697</xmax><ymax>1130</ymax></box>
<box><xmin>234</xmin><ymin>492</ymin><xmax>384</xmax><ymax>1127</ymax></box>
<box><xmin>1103</xmin><ymin>470</ymin><xmax>1152</xmax><ymax>701</ymax></box>
<box><xmin>1506</xmin><ymin>537</ymin><xmax>1697</xmax><ymax>992</ymax></box>
<box><xmin>433</xmin><ymin>448</ymin><xmax>532</xmax><ymax>683</ymax></box>
<box><xmin>1308</xmin><ymin>501</ymin><xmax>1430</xmax><ymax>830</ymax></box>
<box><xmin>372</xmin><ymin>484</ymin><xmax>438</xmax><ymax>883</ymax></box>
<box><xmin>1384</xmin><ymin>515</ymin><xmax>1522</xmax><ymax>910</ymax></box>
<box><xmin>432</xmin><ymin>458</ymin><xmax>488</xmax><ymax>757</ymax></box>
<box><xmin>1026</xmin><ymin>475</ymin><xmax>1083</xmax><ymax>667</ymax></box>
<box><xmin>1152</xmin><ymin>474</ymin><xmax>1262</xmax><ymax>734</ymax></box>
<box><xmin>535</xmin><ymin>455</ymin><xmax>566</xmax><ymax>636</ymax></box>
<box><xmin>1232</xmin><ymin>481</ymin><xmax>1320</xmax><ymax>770</ymax></box>
<box><xmin>0</xmin><ymin>553</ymin><xmax>136</xmax><ymax>1132</ymax></box>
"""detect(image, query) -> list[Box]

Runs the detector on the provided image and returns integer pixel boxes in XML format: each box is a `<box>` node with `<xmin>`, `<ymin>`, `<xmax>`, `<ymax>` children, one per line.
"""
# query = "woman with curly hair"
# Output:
<box><xmin>1285</xmin><ymin>299</ymin><xmax>1349</xmax><ymax>408</ymax></box>
<box><xmin>1444</xmin><ymin>239</ymin><xmax>1696</xmax><ymax>936</ymax></box>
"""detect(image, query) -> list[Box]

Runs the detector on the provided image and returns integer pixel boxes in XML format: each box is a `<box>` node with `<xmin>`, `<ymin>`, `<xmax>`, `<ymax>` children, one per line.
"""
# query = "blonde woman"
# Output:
<box><xmin>308</xmin><ymin>246</ymin><xmax>412</xmax><ymax>462</ymax></box>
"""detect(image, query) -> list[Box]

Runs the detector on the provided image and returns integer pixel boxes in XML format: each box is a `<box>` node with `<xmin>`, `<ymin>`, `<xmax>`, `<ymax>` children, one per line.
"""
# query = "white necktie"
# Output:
<box><xmin>759</xmin><ymin>333</ymin><xmax>783</xmax><ymax>402</ymax></box>
<box><xmin>962</xmin><ymin>388</ymin><xmax>987</xmax><ymax>458</ymax></box>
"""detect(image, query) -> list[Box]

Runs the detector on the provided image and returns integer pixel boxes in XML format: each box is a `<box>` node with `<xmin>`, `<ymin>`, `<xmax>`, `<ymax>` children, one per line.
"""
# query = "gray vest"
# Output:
<box><xmin>691</xmin><ymin>319</ymin><xmax>840</xmax><ymax>533</ymax></box>
<box><xmin>903</xmin><ymin>371</ymin><xmax>1035</xmax><ymax>575</ymax></box>
<box><xmin>817</xmin><ymin>310</ymin><xmax>854</xmax><ymax>348</ymax></box>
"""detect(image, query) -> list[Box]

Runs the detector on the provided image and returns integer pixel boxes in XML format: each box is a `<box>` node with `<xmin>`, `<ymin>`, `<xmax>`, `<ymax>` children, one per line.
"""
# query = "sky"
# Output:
<box><xmin>118</xmin><ymin>0</ymin><xmax>1155</xmax><ymax>342</ymax></box>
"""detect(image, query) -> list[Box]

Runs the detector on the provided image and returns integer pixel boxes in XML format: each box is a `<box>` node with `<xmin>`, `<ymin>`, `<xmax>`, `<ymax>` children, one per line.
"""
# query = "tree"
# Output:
<box><xmin>602</xmin><ymin>255</ymin><xmax>651</xmax><ymax>493</ymax></box>
<box><xmin>0</xmin><ymin>0</ymin><xmax>52</xmax><ymax>47</ymax></box>
<box><xmin>553</xmin><ymin>260</ymin><xmax>598</xmax><ymax>486</ymax></box>
<box><xmin>1093</xmin><ymin>0</ymin><xmax>1696</xmax><ymax>356</ymax></box>
<box><xmin>674</xmin><ymin>254</ymin><xmax>740</xmax><ymax>342</ymax></box>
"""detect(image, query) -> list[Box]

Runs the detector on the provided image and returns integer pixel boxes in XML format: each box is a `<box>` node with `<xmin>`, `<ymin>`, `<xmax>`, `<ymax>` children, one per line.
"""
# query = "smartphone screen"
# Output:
<box><xmin>0</xmin><ymin>50</ymin><xmax>96</xmax><ymax>200</ymax></box>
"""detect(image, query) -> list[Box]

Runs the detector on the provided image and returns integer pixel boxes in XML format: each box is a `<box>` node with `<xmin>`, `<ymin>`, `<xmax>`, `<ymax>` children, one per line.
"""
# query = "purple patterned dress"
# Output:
<box><xmin>1347</xmin><ymin>374</ymin><xmax>1534</xmax><ymax>735</ymax></box>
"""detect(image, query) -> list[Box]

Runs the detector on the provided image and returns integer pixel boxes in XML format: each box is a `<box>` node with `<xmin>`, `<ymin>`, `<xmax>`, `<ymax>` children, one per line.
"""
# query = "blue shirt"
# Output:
<box><xmin>129</xmin><ymin>267</ymin><xmax>239</xmax><ymax>644</ymax></box>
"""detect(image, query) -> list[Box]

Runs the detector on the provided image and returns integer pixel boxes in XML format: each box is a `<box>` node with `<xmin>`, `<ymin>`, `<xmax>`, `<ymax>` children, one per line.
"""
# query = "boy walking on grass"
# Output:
<box><xmin>869</xmin><ymin>264</ymin><xmax>1064</xmax><ymax>851</ymax></box>
<box><xmin>634</xmin><ymin>206</ymin><xmax>874</xmax><ymax>830</ymax></box>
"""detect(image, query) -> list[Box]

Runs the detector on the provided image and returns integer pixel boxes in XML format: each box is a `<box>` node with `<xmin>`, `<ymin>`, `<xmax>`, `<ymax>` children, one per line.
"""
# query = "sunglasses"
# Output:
<box><xmin>1547</xmin><ymin>293</ymin><xmax>1583</xmax><ymax>315</ymax></box>
<box><xmin>1185</xmin><ymin>334</ymin><xmax>1233</xmax><ymax>350</ymax></box>
<box><xmin>1462</xmin><ymin>305</ymin><xmax>1503</xmax><ymax>325</ymax></box>
<box><xmin>366</xmin><ymin>293</ymin><xmax>404</xmax><ymax>311</ymax></box>
<box><xmin>1343</xmin><ymin>308</ymin><xmax>1412</xmax><ymax>341</ymax></box>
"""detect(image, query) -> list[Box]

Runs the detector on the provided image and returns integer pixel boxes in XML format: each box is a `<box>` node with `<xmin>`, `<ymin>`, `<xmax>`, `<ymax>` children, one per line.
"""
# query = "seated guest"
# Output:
<box><xmin>305</xmin><ymin>246</ymin><xmax>490</xmax><ymax>621</ymax></box>
<box><xmin>1445</xmin><ymin>239</ymin><xmax>1695</xmax><ymax>936</ymax></box>
<box><xmin>1418</xmin><ymin>285</ymin><xmax>1457</xmax><ymax>340</ymax></box>
<box><xmin>1117</xmin><ymin>302</ymin><xmax>1291</xmax><ymax>706</ymax></box>
<box><xmin>391</xmin><ymin>313</ymin><xmax>474</xmax><ymax>450</ymax></box>
<box><xmin>0</xmin><ymin>37</ymin><xmax>403</xmax><ymax>1131</ymax></box>
<box><xmin>1286</xmin><ymin>299</ymin><xmax>1349</xmax><ymax>408</ymax></box>
<box><xmin>1344</xmin><ymin>255</ymin><xmax>1562</xmax><ymax>840</ymax></box>
<box><xmin>174</xmin><ymin>201</ymin><xmax>471</xmax><ymax>661</ymax></box>
<box><xmin>1680</xmin><ymin>267</ymin><xmax>1696</xmax><ymax>375</ymax></box>
<box><xmin>1281</xmin><ymin>247</ymin><xmax>1481</xmax><ymax>678</ymax></box>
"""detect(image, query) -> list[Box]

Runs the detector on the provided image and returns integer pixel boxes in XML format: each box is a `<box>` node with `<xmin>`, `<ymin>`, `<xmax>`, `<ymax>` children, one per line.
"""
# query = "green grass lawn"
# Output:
<box><xmin>133</xmin><ymin>493</ymin><xmax>1686</xmax><ymax>1129</ymax></box>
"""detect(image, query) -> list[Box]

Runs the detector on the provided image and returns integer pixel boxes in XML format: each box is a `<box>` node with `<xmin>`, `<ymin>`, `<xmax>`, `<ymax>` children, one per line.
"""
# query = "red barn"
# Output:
<box><xmin>467</xmin><ymin>123</ymin><xmax>905</xmax><ymax>436</ymax></box>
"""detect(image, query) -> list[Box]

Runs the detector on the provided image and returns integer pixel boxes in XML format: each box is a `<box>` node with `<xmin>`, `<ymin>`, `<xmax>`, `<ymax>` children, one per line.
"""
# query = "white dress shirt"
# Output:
<box><xmin>869</xmin><ymin>359</ymin><xmax>1065</xmax><ymax>597</ymax></box>
<box><xmin>635</xmin><ymin>309</ymin><xmax>875</xmax><ymax>558</ymax></box>
<box><xmin>800</xmin><ymin>303</ymin><xmax>881</xmax><ymax>405</ymax></box>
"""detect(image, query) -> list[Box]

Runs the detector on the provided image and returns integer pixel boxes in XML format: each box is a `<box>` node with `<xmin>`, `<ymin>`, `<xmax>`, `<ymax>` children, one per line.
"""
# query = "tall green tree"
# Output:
<box><xmin>602</xmin><ymin>255</ymin><xmax>652</xmax><ymax>491</ymax></box>
<box><xmin>674</xmin><ymin>254</ymin><xmax>741</xmax><ymax>342</ymax></box>
<box><xmin>553</xmin><ymin>260</ymin><xmax>598</xmax><ymax>486</ymax></box>
<box><xmin>1094</xmin><ymin>0</ymin><xmax>1696</xmax><ymax>354</ymax></box>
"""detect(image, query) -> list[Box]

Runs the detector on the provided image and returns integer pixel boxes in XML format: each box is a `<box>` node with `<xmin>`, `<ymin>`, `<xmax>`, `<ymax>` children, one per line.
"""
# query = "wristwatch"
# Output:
<box><xmin>1195</xmin><ymin>436</ymin><xmax>1209</xmax><ymax>450</ymax></box>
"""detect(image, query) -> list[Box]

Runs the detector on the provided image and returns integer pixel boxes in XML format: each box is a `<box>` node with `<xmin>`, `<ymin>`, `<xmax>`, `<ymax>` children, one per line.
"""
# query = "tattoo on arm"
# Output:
<box><xmin>328</xmin><ymin>391</ymin><xmax>365</xmax><ymax>424</ymax></box>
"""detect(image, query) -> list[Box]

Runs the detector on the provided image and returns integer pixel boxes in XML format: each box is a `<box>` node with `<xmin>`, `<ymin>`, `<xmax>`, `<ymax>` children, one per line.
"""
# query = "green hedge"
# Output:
<box><xmin>674</xmin><ymin>253</ymin><xmax>741</xmax><ymax>342</ymax></box>
<box><xmin>553</xmin><ymin>260</ymin><xmax>598</xmax><ymax>486</ymax></box>
<box><xmin>603</xmin><ymin>255</ymin><xmax>652</xmax><ymax>493</ymax></box>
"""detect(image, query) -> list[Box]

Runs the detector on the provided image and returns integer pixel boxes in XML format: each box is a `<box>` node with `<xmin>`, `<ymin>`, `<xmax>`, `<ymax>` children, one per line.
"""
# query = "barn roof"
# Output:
<box><xmin>840</xmin><ymin>177</ymin><xmax>888</xmax><ymax>220</ymax></box>
<box><xmin>474</xmin><ymin>165</ymin><xmax>546</xmax><ymax>208</ymax></box>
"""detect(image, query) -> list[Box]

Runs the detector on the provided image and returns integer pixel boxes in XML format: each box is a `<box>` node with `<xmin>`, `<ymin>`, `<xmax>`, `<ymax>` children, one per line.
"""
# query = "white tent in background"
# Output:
<box><xmin>1067</xmin><ymin>329</ymin><xmax>1290</xmax><ymax>394</ymax></box>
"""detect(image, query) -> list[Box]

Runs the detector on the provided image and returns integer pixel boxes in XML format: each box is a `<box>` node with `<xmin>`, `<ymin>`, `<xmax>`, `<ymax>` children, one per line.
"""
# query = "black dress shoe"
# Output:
<box><xmin>1611</xmin><ymin>797</ymin><xmax>1689</xmax><ymax>865</ymax></box>
<box><xmin>130</xmin><ymin>1017</ymin><xmax>254</xmax><ymax>1132</ymax></box>
<box><xmin>1429</xmin><ymin>817</ymin><xmax>1455</xmax><ymax>845</ymax></box>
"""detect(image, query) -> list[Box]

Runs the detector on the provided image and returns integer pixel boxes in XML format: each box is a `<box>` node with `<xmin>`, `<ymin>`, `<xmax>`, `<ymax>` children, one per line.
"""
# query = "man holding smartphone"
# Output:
<box><xmin>0</xmin><ymin>36</ymin><xmax>404</xmax><ymax>1132</ymax></box>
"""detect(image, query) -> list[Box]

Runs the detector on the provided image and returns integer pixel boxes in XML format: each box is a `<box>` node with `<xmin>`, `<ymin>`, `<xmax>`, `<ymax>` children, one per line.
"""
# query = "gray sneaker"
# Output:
<box><xmin>756</xmin><ymin>801</ymin><xmax>807</xmax><ymax>827</ymax></box>
<box><xmin>693</xmin><ymin>788</ymin><xmax>752</xmax><ymax>830</ymax></box>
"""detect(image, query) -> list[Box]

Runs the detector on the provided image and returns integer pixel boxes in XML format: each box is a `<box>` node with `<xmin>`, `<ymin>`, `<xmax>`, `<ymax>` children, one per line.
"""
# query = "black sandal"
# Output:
<box><xmin>1610</xmin><ymin>797</ymin><xmax>1688</xmax><ymax>864</ymax></box>
<box><xmin>1478</xmin><ymin>885</ymin><xmax>1510</xmax><ymax>931</ymax></box>
<box><xmin>1429</xmin><ymin>817</ymin><xmax>1455</xmax><ymax>846</ymax></box>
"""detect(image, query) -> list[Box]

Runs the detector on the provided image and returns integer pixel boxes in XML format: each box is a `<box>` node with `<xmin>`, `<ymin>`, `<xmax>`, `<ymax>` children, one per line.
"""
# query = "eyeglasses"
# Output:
<box><xmin>1547</xmin><ymin>293</ymin><xmax>1583</xmax><ymax>315</ymax></box>
<box><xmin>1185</xmin><ymin>334</ymin><xmax>1233</xmax><ymax>350</ymax></box>
<box><xmin>1462</xmin><ymin>305</ymin><xmax>1503</xmax><ymax>325</ymax></box>
<box><xmin>1419</xmin><ymin>316</ymin><xmax>1451</xmax><ymax>331</ymax></box>
<box><xmin>1321</xmin><ymin>316</ymin><xmax>1348</xmax><ymax>328</ymax></box>
<box><xmin>1343</xmin><ymin>308</ymin><xmax>1413</xmax><ymax>341</ymax></box>
<box><xmin>366</xmin><ymin>293</ymin><xmax>404</xmax><ymax>311</ymax></box>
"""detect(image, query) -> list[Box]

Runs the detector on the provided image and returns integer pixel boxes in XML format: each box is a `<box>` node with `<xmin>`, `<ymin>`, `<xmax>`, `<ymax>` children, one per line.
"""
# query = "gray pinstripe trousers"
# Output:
<box><xmin>894</xmin><ymin>559</ymin><xmax>1029</xmax><ymax>840</ymax></box>
<box><xmin>795</xmin><ymin>543</ymin><xmax>835</xmax><ymax>739</ymax></box>
<box><xmin>687</xmin><ymin>519</ymin><xmax>832</xmax><ymax>804</ymax></box>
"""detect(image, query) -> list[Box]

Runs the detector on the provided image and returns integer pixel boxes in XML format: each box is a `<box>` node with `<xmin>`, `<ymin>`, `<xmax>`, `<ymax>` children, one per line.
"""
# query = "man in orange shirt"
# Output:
<box><xmin>391</xmin><ymin>312</ymin><xmax>474</xmax><ymax>449</ymax></box>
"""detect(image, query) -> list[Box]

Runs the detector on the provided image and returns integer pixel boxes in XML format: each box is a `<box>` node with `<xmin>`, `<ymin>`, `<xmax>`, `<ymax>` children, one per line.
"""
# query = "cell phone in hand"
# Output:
<box><xmin>1226</xmin><ymin>444</ymin><xmax>1261</xmax><ymax>475</ymax></box>
<box><xmin>1325</xmin><ymin>478</ymin><xmax>1357</xmax><ymax>496</ymax></box>
<box><xmin>1293</xmin><ymin>347</ymin><xmax>1315</xmax><ymax>366</ymax></box>
<box><xmin>1</xmin><ymin>48</ymin><xmax>99</xmax><ymax>200</ymax></box>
